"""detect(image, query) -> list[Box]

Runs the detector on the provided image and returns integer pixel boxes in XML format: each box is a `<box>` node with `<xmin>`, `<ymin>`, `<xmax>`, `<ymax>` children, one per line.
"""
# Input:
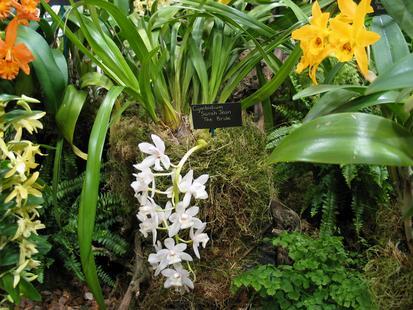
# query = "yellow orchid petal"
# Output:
<box><xmin>354</xmin><ymin>45</ymin><xmax>369</xmax><ymax>77</ymax></box>
<box><xmin>292</xmin><ymin>25</ymin><xmax>317</xmax><ymax>41</ymax></box>
<box><xmin>338</xmin><ymin>0</ymin><xmax>357</xmax><ymax>20</ymax></box>
<box><xmin>357</xmin><ymin>29</ymin><xmax>381</xmax><ymax>46</ymax></box>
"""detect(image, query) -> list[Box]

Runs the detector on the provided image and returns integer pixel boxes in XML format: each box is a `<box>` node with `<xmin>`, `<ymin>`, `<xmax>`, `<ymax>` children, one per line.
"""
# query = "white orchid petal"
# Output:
<box><xmin>192</xmin><ymin>218</ymin><xmax>204</xmax><ymax>229</ymax></box>
<box><xmin>139</xmin><ymin>156</ymin><xmax>156</xmax><ymax>169</ymax></box>
<box><xmin>193</xmin><ymin>243</ymin><xmax>201</xmax><ymax>259</ymax></box>
<box><xmin>180</xmin><ymin>252</ymin><xmax>193</xmax><ymax>261</ymax></box>
<box><xmin>161</xmin><ymin>268</ymin><xmax>176</xmax><ymax>278</ymax></box>
<box><xmin>183</xmin><ymin>193</ymin><xmax>191</xmax><ymax>208</ymax></box>
<box><xmin>183</xmin><ymin>170</ymin><xmax>194</xmax><ymax>183</ymax></box>
<box><xmin>151</xmin><ymin>134</ymin><xmax>165</xmax><ymax>153</ymax></box>
<box><xmin>175</xmin><ymin>243</ymin><xmax>187</xmax><ymax>252</ymax></box>
<box><xmin>168</xmin><ymin>223</ymin><xmax>180</xmax><ymax>237</ymax></box>
<box><xmin>194</xmin><ymin>190</ymin><xmax>208</xmax><ymax>200</ymax></box>
<box><xmin>164</xmin><ymin>238</ymin><xmax>175</xmax><ymax>249</ymax></box>
<box><xmin>183</xmin><ymin>277</ymin><xmax>194</xmax><ymax>289</ymax></box>
<box><xmin>186</xmin><ymin>207</ymin><xmax>199</xmax><ymax>217</ymax></box>
<box><xmin>195</xmin><ymin>174</ymin><xmax>209</xmax><ymax>185</ymax></box>
<box><xmin>139</xmin><ymin>142</ymin><xmax>157</xmax><ymax>154</ymax></box>
<box><xmin>161</xmin><ymin>154</ymin><xmax>171</xmax><ymax>170</ymax></box>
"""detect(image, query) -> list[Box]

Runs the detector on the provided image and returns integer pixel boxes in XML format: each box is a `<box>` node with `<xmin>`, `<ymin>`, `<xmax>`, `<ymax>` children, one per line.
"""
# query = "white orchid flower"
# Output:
<box><xmin>178</xmin><ymin>170</ymin><xmax>209</xmax><ymax>207</ymax></box>
<box><xmin>189</xmin><ymin>222</ymin><xmax>209</xmax><ymax>259</ymax></box>
<box><xmin>162</xmin><ymin>265</ymin><xmax>194</xmax><ymax>291</ymax></box>
<box><xmin>137</xmin><ymin>197</ymin><xmax>158</xmax><ymax>218</ymax></box>
<box><xmin>168</xmin><ymin>202</ymin><xmax>203</xmax><ymax>237</ymax></box>
<box><xmin>156</xmin><ymin>201</ymin><xmax>173</xmax><ymax>224</ymax></box>
<box><xmin>136</xmin><ymin>213</ymin><xmax>159</xmax><ymax>245</ymax></box>
<box><xmin>156</xmin><ymin>238</ymin><xmax>193</xmax><ymax>271</ymax></box>
<box><xmin>148</xmin><ymin>241</ymin><xmax>167</xmax><ymax>276</ymax></box>
<box><xmin>131</xmin><ymin>166</ymin><xmax>155</xmax><ymax>201</ymax></box>
<box><xmin>137</xmin><ymin>134</ymin><xmax>170</xmax><ymax>171</ymax></box>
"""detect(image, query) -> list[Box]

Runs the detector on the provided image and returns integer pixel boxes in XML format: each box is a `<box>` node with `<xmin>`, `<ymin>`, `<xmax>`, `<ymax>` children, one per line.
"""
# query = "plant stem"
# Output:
<box><xmin>172</xmin><ymin>139</ymin><xmax>208</xmax><ymax>206</ymax></box>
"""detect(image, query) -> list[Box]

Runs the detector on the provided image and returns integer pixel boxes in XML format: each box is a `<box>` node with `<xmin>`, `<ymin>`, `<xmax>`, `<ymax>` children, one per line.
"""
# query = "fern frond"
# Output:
<box><xmin>273</xmin><ymin>104</ymin><xmax>303</xmax><ymax>123</ymax></box>
<box><xmin>320</xmin><ymin>188</ymin><xmax>337</xmax><ymax>237</ymax></box>
<box><xmin>351</xmin><ymin>195</ymin><xmax>365</xmax><ymax>236</ymax></box>
<box><xmin>96</xmin><ymin>265</ymin><xmax>115</xmax><ymax>287</ymax></box>
<box><xmin>341</xmin><ymin>164</ymin><xmax>358</xmax><ymax>188</ymax></box>
<box><xmin>267</xmin><ymin>123</ymin><xmax>302</xmax><ymax>150</ymax></box>
<box><xmin>94</xmin><ymin>230</ymin><xmax>128</xmax><ymax>257</ymax></box>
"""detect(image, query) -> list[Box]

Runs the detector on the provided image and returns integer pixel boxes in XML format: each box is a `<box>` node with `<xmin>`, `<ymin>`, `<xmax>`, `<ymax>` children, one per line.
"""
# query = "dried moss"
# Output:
<box><xmin>364</xmin><ymin>242</ymin><xmax>413</xmax><ymax>310</ymax></box>
<box><xmin>107</xmin><ymin>115</ymin><xmax>274</xmax><ymax>308</ymax></box>
<box><xmin>362</xmin><ymin>203</ymin><xmax>413</xmax><ymax>310</ymax></box>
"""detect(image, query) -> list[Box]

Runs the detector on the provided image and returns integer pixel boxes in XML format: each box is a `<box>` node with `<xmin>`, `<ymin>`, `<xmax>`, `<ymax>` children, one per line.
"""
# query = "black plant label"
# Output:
<box><xmin>191</xmin><ymin>103</ymin><xmax>242</xmax><ymax>129</ymax></box>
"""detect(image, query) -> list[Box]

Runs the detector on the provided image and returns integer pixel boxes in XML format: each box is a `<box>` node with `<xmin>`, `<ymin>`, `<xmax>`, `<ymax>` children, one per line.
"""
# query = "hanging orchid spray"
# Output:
<box><xmin>131</xmin><ymin>135</ymin><xmax>209</xmax><ymax>291</ymax></box>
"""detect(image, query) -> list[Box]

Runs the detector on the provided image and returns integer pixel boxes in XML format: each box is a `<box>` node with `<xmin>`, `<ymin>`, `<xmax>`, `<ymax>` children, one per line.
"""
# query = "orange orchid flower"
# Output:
<box><xmin>0</xmin><ymin>17</ymin><xmax>35</xmax><ymax>80</ymax></box>
<box><xmin>12</xmin><ymin>0</ymin><xmax>40</xmax><ymax>24</ymax></box>
<box><xmin>0</xmin><ymin>0</ymin><xmax>12</xmax><ymax>20</ymax></box>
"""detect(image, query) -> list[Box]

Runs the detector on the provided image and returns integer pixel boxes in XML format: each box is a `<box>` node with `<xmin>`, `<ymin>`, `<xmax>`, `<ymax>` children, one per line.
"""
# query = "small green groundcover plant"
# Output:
<box><xmin>233</xmin><ymin>232</ymin><xmax>375</xmax><ymax>310</ymax></box>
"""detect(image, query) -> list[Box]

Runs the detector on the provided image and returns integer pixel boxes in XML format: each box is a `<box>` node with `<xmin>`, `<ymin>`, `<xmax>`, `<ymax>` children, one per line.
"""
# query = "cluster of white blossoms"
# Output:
<box><xmin>131</xmin><ymin>134</ymin><xmax>209</xmax><ymax>292</ymax></box>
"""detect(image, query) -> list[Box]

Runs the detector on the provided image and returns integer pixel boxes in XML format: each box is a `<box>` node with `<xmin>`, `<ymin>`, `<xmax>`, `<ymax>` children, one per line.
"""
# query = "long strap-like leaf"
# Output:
<box><xmin>78</xmin><ymin>86</ymin><xmax>124</xmax><ymax>310</ymax></box>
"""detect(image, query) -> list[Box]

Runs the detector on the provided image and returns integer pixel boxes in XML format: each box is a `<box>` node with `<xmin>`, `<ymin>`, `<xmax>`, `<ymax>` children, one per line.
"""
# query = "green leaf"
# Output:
<box><xmin>182</xmin><ymin>0</ymin><xmax>276</xmax><ymax>38</ymax></box>
<box><xmin>80</xmin><ymin>72</ymin><xmax>114</xmax><ymax>90</ymax></box>
<box><xmin>269</xmin><ymin>113</ymin><xmax>413</xmax><ymax>166</ymax></box>
<box><xmin>0</xmin><ymin>273</ymin><xmax>20</xmax><ymax>304</ymax></box>
<box><xmin>380</xmin><ymin>0</ymin><xmax>413</xmax><ymax>41</ymax></box>
<box><xmin>0</xmin><ymin>247</ymin><xmax>19</xmax><ymax>267</ymax></box>
<box><xmin>303</xmin><ymin>89</ymin><xmax>361</xmax><ymax>123</ymax></box>
<box><xmin>189</xmin><ymin>38</ymin><xmax>209</xmax><ymax>104</ymax></box>
<box><xmin>293</xmin><ymin>84</ymin><xmax>366</xmax><ymax>100</ymax></box>
<box><xmin>366</xmin><ymin>53</ymin><xmax>413</xmax><ymax>94</ymax></box>
<box><xmin>19</xmin><ymin>278</ymin><xmax>42</xmax><ymax>302</ymax></box>
<box><xmin>333</xmin><ymin>91</ymin><xmax>400</xmax><ymax>113</ymax></box>
<box><xmin>78</xmin><ymin>86</ymin><xmax>123</xmax><ymax>310</ymax></box>
<box><xmin>17</xmin><ymin>25</ymin><xmax>67</xmax><ymax>114</ymax></box>
<box><xmin>114</xmin><ymin>0</ymin><xmax>129</xmax><ymax>15</ymax></box>
<box><xmin>241</xmin><ymin>45</ymin><xmax>301</xmax><ymax>109</ymax></box>
<box><xmin>371</xmin><ymin>15</ymin><xmax>410</xmax><ymax>75</ymax></box>
<box><xmin>56</xmin><ymin>85</ymin><xmax>88</xmax><ymax>159</ymax></box>
<box><xmin>51</xmin><ymin>49</ymin><xmax>69</xmax><ymax>86</ymax></box>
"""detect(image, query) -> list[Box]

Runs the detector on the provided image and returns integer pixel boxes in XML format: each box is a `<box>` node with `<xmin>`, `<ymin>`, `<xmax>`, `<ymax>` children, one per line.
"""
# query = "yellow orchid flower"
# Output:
<box><xmin>4</xmin><ymin>171</ymin><xmax>42</xmax><ymax>206</ymax></box>
<box><xmin>12</xmin><ymin>111</ymin><xmax>45</xmax><ymax>141</ymax></box>
<box><xmin>292</xmin><ymin>1</ymin><xmax>331</xmax><ymax>84</ymax></box>
<box><xmin>329</xmin><ymin>0</ymin><xmax>380</xmax><ymax>77</ymax></box>
<box><xmin>4</xmin><ymin>142</ymin><xmax>42</xmax><ymax>179</ymax></box>
<box><xmin>0</xmin><ymin>134</ymin><xmax>9</xmax><ymax>158</ymax></box>
<box><xmin>18</xmin><ymin>239</ymin><xmax>39</xmax><ymax>265</ymax></box>
<box><xmin>13</xmin><ymin>259</ymin><xmax>29</xmax><ymax>288</ymax></box>
<box><xmin>13</xmin><ymin>216</ymin><xmax>45</xmax><ymax>240</ymax></box>
<box><xmin>4</xmin><ymin>151</ymin><xmax>27</xmax><ymax>179</ymax></box>
<box><xmin>336</xmin><ymin>0</ymin><xmax>373</xmax><ymax>23</ymax></box>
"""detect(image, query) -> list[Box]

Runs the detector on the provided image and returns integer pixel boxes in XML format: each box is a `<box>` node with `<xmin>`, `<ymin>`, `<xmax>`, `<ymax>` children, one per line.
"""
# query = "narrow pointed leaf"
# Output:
<box><xmin>270</xmin><ymin>113</ymin><xmax>413</xmax><ymax>166</ymax></box>
<box><xmin>293</xmin><ymin>84</ymin><xmax>366</xmax><ymax>100</ymax></box>
<box><xmin>78</xmin><ymin>86</ymin><xmax>123</xmax><ymax>310</ymax></box>
<box><xmin>303</xmin><ymin>89</ymin><xmax>360</xmax><ymax>123</ymax></box>
<box><xmin>241</xmin><ymin>45</ymin><xmax>301</xmax><ymax>109</ymax></box>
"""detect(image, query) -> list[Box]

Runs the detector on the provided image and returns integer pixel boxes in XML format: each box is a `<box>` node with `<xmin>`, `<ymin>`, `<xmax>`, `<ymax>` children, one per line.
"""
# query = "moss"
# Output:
<box><xmin>107</xmin><ymin>115</ymin><xmax>274</xmax><ymax>308</ymax></box>
<box><xmin>362</xmin><ymin>202</ymin><xmax>413</xmax><ymax>310</ymax></box>
<box><xmin>364</xmin><ymin>242</ymin><xmax>413</xmax><ymax>310</ymax></box>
